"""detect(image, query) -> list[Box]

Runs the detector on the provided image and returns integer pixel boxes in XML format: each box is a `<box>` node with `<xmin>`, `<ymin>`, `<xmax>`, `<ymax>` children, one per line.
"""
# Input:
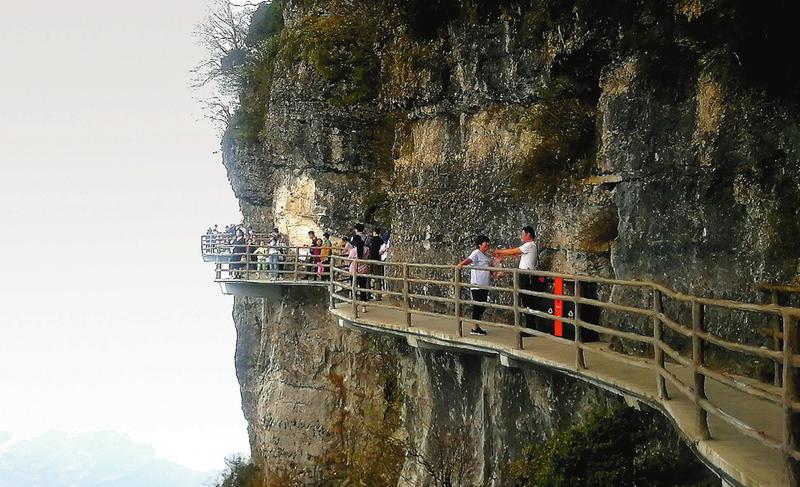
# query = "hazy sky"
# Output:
<box><xmin>0</xmin><ymin>0</ymin><xmax>247</xmax><ymax>471</ymax></box>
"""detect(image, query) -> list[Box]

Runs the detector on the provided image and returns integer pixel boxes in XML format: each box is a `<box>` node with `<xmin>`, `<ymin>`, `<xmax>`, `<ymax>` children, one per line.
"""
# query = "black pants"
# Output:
<box><xmin>470</xmin><ymin>289</ymin><xmax>489</xmax><ymax>321</ymax></box>
<box><xmin>520</xmin><ymin>274</ymin><xmax>545</xmax><ymax>329</ymax></box>
<box><xmin>371</xmin><ymin>263</ymin><xmax>384</xmax><ymax>300</ymax></box>
<box><xmin>356</xmin><ymin>276</ymin><xmax>370</xmax><ymax>303</ymax></box>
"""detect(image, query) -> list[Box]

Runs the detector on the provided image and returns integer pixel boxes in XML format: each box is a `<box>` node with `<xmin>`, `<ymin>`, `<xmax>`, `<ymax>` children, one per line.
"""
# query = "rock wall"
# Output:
<box><xmin>221</xmin><ymin>0</ymin><xmax>800</xmax><ymax>484</ymax></box>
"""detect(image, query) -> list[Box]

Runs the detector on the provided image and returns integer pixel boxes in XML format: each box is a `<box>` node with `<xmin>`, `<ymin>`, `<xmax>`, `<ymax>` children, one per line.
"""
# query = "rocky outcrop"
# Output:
<box><xmin>220</xmin><ymin>1</ymin><xmax>799</xmax><ymax>484</ymax></box>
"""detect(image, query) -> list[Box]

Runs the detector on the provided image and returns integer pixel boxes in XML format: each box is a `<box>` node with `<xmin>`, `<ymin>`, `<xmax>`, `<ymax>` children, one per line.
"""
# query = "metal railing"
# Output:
<box><xmin>213</xmin><ymin>245</ymin><xmax>334</xmax><ymax>282</ymax></box>
<box><xmin>200</xmin><ymin>233</ymin><xmax>272</xmax><ymax>258</ymax></box>
<box><xmin>327</xmin><ymin>254</ymin><xmax>800</xmax><ymax>478</ymax></box>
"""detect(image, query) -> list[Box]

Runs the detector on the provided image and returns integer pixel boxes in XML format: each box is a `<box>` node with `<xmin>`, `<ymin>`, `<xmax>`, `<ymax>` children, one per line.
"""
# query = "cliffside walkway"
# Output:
<box><xmin>204</xmin><ymin>241</ymin><xmax>800</xmax><ymax>487</ymax></box>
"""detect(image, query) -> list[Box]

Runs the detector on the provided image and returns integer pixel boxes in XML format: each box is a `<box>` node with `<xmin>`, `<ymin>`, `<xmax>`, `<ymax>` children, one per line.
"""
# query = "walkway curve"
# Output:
<box><xmin>329</xmin><ymin>302</ymin><xmax>784</xmax><ymax>487</ymax></box>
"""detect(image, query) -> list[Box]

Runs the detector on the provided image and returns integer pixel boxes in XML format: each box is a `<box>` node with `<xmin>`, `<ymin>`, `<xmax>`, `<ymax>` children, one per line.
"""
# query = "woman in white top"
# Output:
<box><xmin>456</xmin><ymin>235</ymin><xmax>493</xmax><ymax>336</ymax></box>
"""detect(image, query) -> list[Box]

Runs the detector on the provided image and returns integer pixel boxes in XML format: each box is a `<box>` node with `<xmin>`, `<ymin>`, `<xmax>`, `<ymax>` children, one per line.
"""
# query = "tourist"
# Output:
<box><xmin>338</xmin><ymin>236</ymin><xmax>349</xmax><ymax>256</ymax></box>
<box><xmin>379</xmin><ymin>233</ymin><xmax>390</xmax><ymax>262</ymax></box>
<box><xmin>320</xmin><ymin>232</ymin><xmax>332</xmax><ymax>280</ymax></box>
<box><xmin>367</xmin><ymin>228</ymin><xmax>384</xmax><ymax>300</ymax></box>
<box><xmin>344</xmin><ymin>224</ymin><xmax>365</xmax><ymax>253</ymax></box>
<box><xmin>309</xmin><ymin>237</ymin><xmax>322</xmax><ymax>279</ymax></box>
<box><xmin>245</xmin><ymin>234</ymin><xmax>257</xmax><ymax>278</ymax></box>
<box><xmin>354</xmin><ymin>223</ymin><xmax>366</xmax><ymax>240</ymax></box>
<box><xmin>313</xmin><ymin>238</ymin><xmax>325</xmax><ymax>278</ymax></box>
<box><xmin>456</xmin><ymin>235</ymin><xmax>492</xmax><ymax>336</ymax></box>
<box><xmin>348</xmin><ymin>235</ymin><xmax>371</xmax><ymax>313</ymax></box>
<box><xmin>267</xmin><ymin>230</ymin><xmax>281</xmax><ymax>280</ymax></box>
<box><xmin>230</xmin><ymin>229</ymin><xmax>246</xmax><ymax>279</ymax></box>
<box><xmin>493</xmin><ymin>225</ymin><xmax>540</xmax><ymax>329</ymax></box>
<box><xmin>254</xmin><ymin>240</ymin><xmax>269</xmax><ymax>279</ymax></box>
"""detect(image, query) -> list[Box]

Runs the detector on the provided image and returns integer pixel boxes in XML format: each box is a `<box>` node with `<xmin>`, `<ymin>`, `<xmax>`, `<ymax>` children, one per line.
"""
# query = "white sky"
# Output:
<box><xmin>0</xmin><ymin>0</ymin><xmax>247</xmax><ymax>471</ymax></box>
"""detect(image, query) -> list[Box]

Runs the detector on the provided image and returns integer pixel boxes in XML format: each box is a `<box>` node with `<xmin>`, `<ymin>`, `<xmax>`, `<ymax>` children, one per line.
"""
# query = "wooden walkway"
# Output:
<box><xmin>329</xmin><ymin>302</ymin><xmax>787</xmax><ymax>487</ymax></box>
<box><xmin>201</xmin><ymin>239</ymin><xmax>800</xmax><ymax>487</ymax></box>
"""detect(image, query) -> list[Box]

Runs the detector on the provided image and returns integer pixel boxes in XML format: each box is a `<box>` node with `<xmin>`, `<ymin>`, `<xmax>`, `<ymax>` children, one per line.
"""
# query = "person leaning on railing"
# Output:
<box><xmin>493</xmin><ymin>225</ymin><xmax>541</xmax><ymax>329</ymax></box>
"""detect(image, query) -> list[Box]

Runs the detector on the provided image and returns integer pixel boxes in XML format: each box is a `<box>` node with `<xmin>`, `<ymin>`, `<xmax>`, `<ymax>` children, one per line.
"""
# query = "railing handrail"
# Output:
<box><xmin>332</xmin><ymin>254</ymin><xmax>800</xmax><ymax>317</ymax></box>
<box><xmin>324</xmin><ymin>254</ymin><xmax>800</xmax><ymax>477</ymax></box>
<box><xmin>758</xmin><ymin>282</ymin><xmax>800</xmax><ymax>295</ymax></box>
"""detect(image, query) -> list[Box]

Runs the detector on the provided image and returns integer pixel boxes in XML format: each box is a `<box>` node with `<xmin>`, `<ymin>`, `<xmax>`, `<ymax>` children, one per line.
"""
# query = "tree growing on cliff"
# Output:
<box><xmin>192</xmin><ymin>0</ymin><xmax>265</xmax><ymax>128</ymax></box>
<box><xmin>193</xmin><ymin>0</ymin><xmax>259</xmax><ymax>87</ymax></box>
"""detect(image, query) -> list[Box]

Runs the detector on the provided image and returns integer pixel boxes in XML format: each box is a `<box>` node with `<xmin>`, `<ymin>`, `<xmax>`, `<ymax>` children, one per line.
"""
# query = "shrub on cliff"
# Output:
<box><xmin>504</xmin><ymin>406</ymin><xmax>718</xmax><ymax>487</ymax></box>
<box><xmin>212</xmin><ymin>454</ymin><xmax>299</xmax><ymax>487</ymax></box>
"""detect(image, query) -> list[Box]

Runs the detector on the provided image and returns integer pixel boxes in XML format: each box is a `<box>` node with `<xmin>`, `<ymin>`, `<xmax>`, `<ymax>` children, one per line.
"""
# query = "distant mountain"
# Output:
<box><xmin>0</xmin><ymin>431</ymin><xmax>215</xmax><ymax>487</ymax></box>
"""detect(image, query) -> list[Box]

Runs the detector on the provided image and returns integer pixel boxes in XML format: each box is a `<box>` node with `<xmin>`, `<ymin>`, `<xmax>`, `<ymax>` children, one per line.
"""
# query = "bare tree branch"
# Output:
<box><xmin>192</xmin><ymin>0</ymin><xmax>260</xmax><ymax>130</ymax></box>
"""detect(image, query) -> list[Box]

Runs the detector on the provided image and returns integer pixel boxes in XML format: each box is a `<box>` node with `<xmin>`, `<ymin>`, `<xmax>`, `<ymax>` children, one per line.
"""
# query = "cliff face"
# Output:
<box><xmin>222</xmin><ymin>0</ymin><xmax>800</xmax><ymax>484</ymax></box>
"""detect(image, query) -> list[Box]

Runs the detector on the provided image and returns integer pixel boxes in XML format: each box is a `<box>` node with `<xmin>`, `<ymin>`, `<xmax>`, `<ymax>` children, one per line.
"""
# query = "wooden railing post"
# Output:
<box><xmin>454</xmin><ymin>267</ymin><xmax>463</xmax><ymax>337</ymax></box>
<box><xmin>771</xmin><ymin>290</ymin><xmax>783</xmax><ymax>387</ymax></box>
<box><xmin>652</xmin><ymin>288</ymin><xmax>669</xmax><ymax>400</ymax></box>
<box><xmin>782</xmin><ymin>312</ymin><xmax>800</xmax><ymax>484</ymax></box>
<box><xmin>692</xmin><ymin>300</ymin><xmax>711</xmax><ymax>440</ymax></box>
<box><xmin>293</xmin><ymin>250</ymin><xmax>299</xmax><ymax>281</ymax></box>
<box><xmin>513</xmin><ymin>270</ymin><xmax>523</xmax><ymax>350</ymax></box>
<box><xmin>402</xmin><ymin>264</ymin><xmax>411</xmax><ymax>327</ymax></box>
<box><xmin>574</xmin><ymin>279</ymin><xmax>586</xmax><ymax>369</ymax></box>
<box><xmin>352</xmin><ymin>260</ymin><xmax>359</xmax><ymax>319</ymax></box>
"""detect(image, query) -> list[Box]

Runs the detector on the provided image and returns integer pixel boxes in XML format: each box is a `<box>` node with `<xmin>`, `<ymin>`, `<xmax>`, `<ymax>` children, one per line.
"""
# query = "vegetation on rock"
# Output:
<box><xmin>504</xmin><ymin>405</ymin><xmax>719</xmax><ymax>487</ymax></box>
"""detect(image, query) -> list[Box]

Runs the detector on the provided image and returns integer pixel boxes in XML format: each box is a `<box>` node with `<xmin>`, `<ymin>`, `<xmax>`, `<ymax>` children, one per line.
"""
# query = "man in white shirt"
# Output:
<box><xmin>494</xmin><ymin>225</ymin><xmax>540</xmax><ymax>329</ymax></box>
<box><xmin>456</xmin><ymin>235</ymin><xmax>493</xmax><ymax>336</ymax></box>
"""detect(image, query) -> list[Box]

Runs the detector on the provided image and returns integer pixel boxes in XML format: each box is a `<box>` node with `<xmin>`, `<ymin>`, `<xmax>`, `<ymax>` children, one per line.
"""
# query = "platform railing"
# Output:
<box><xmin>328</xmin><ymin>254</ymin><xmax>800</xmax><ymax>479</ymax></box>
<box><xmin>200</xmin><ymin>233</ymin><xmax>272</xmax><ymax>257</ymax></box>
<box><xmin>213</xmin><ymin>245</ymin><xmax>333</xmax><ymax>282</ymax></box>
<box><xmin>757</xmin><ymin>283</ymin><xmax>800</xmax><ymax>388</ymax></box>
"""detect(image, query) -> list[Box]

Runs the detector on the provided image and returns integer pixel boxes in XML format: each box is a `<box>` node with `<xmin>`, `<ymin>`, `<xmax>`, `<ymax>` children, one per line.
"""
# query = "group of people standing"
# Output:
<box><xmin>342</xmin><ymin>224</ymin><xmax>390</xmax><ymax>313</ymax></box>
<box><xmin>222</xmin><ymin>222</ymin><xmax>540</xmax><ymax>338</ymax></box>
<box><xmin>226</xmin><ymin>223</ymin><xmax>390</xmax><ymax>284</ymax></box>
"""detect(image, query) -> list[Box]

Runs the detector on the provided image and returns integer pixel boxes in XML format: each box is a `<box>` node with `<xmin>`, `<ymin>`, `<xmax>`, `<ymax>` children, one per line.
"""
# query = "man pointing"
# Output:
<box><xmin>493</xmin><ymin>225</ymin><xmax>539</xmax><ymax>329</ymax></box>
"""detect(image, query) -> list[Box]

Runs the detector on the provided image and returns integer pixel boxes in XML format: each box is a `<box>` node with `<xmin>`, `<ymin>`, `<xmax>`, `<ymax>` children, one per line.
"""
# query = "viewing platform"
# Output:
<box><xmin>201</xmin><ymin>237</ymin><xmax>800</xmax><ymax>487</ymax></box>
<box><xmin>206</xmin><ymin>243</ymin><xmax>331</xmax><ymax>296</ymax></box>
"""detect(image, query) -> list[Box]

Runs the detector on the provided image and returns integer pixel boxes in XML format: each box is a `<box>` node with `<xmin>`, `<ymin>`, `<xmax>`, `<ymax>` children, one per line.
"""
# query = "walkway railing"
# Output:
<box><xmin>200</xmin><ymin>233</ymin><xmax>273</xmax><ymax>258</ymax></box>
<box><xmin>212</xmin><ymin>245</ymin><xmax>332</xmax><ymax>282</ymax></box>
<box><xmin>327</xmin><ymin>254</ymin><xmax>800</xmax><ymax>479</ymax></box>
<box><xmin>759</xmin><ymin>283</ymin><xmax>800</xmax><ymax>387</ymax></box>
